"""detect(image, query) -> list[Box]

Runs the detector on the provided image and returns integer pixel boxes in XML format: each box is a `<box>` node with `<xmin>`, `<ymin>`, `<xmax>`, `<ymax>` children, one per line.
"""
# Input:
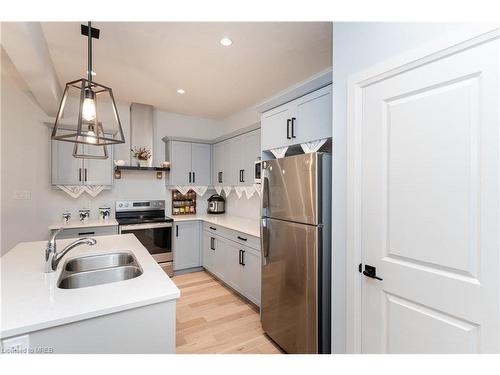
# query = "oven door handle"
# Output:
<box><xmin>120</xmin><ymin>222</ymin><xmax>173</xmax><ymax>231</ymax></box>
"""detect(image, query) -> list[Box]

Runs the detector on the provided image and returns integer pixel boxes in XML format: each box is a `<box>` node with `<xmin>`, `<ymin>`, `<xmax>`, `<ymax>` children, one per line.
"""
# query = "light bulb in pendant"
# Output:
<box><xmin>82</xmin><ymin>90</ymin><xmax>96</xmax><ymax>122</ymax></box>
<box><xmin>85</xmin><ymin>125</ymin><xmax>97</xmax><ymax>144</ymax></box>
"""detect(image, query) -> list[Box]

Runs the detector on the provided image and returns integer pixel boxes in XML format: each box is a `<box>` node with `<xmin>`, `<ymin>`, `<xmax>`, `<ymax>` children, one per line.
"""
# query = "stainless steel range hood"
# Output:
<box><xmin>130</xmin><ymin>103</ymin><xmax>154</xmax><ymax>166</ymax></box>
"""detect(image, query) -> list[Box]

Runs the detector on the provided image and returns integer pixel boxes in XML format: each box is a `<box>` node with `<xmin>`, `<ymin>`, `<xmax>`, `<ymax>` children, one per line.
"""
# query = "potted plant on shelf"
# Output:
<box><xmin>131</xmin><ymin>147</ymin><xmax>152</xmax><ymax>167</ymax></box>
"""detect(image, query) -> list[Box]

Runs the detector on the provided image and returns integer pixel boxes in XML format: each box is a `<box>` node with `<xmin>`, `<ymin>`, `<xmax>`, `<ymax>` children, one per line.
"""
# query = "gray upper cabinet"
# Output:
<box><xmin>213</xmin><ymin>140</ymin><xmax>231</xmax><ymax>187</ymax></box>
<box><xmin>51</xmin><ymin>132</ymin><xmax>113</xmax><ymax>186</ymax></box>
<box><xmin>261</xmin><ymin>84</ymin><xmax>332</xmax><ymax>151</ymax></box>
<box><xmin>191</xmin><ymin>143</ymin><xmax>211</xmax><ymax>186</ymax></box>
<box><xmin>212</xmin><ymin>129</ymin><xmax>260</xmax><ymax>187</ymax></box>
<box><xmin>165</xmin><ymin>140</ymin><xmax>212</xmax><ymax>186</ymax></box>
<box><xmin>168</xmin><ymin>141</ymin><xmax>192</xmax><ymax>185</ymax></box>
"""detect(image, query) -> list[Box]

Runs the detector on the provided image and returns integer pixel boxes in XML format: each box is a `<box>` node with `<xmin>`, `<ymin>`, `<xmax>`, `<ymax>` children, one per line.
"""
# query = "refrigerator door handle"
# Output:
<box><xmin>262</xmin><ymin>169</ymin><xmax>270</xmax><ymax>217</ymax></box>
<box><xmin>261</xmin><ymin>218</ymin><xmax>270</xmax><ymax>264</ymax></box>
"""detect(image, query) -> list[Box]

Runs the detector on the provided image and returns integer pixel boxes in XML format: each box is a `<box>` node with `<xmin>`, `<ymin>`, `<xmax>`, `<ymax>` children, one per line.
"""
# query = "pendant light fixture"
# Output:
<box><xmin>51</xmin><ymin>22</ymin><xmax>125</xmax><ymax>159</ymax></box>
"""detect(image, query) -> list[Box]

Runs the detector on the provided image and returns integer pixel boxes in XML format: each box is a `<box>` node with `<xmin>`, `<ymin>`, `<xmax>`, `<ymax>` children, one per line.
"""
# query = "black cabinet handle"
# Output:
<box><xmin>237</xmin><ymin>236</ymin><xmax>247</xmax><ymax>241</ymax></box>
<box><xmin>176</xmin><ymin>225</ymin><xmax>179</xmax><ymax>237</ymax></box>
<box><xmin>78</xmin><ymin>231</ymin><xmax>95</xmax><ymax>236</ymax></box>
<box><xmin>188</xmin><ymin>172</ymin><xmax>192</xmax><ymax>183</ymax></box>
<box><xmin>210</xmin><ymin>237</ymin><xmax>215</xmax><ymax>250</ymax></box>
<box><xmin>286</xmin><ymin>118</ymin><xmax>291</xmax><ymax>139</ymax></box>
<box><xmin>238</xmin><ymin>249</ymin><xmax>242</xmax><ymax>265</ymax></box>
<box><xmin>193</xmin><ymin>171</ymin><xmax>195</xmax><ymax>183</ymax></box>
<box><xmin>241</xmin><ymin>170</ymin><xmax>245</xmax><ymax>183</ymax></box>
<box><xmin>291</xmin><ymin>117</ymin><xmax>296</xmax><ymax>138</ymax></box>
<box><xmin>84</xmin><ymin>168</ymin><xmax>88</xmax><ymax>182</ymax></box>
<box><xmin>209</xmin><ymin>226</ymin><xmax>217</xmax><ymax>231</ymax></box>
<box><xmin>239</xmin><ymin>250</ymin><xmax>245</xmax><ymax>266</ymax></box>
<box><xmin>79</xmin><ymin>168</ymin><xmax>82</xmax><ymax>182</ymax></box>
<box><xmin>218</xmin><ymin>171</ymin><xmax>222</xmax><ymax>183</ymax></box>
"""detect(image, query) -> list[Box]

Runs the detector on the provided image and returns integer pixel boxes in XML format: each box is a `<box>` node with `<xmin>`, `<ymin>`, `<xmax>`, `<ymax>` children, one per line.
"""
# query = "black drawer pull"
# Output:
<box><xmin>176</xmin><ymin>225</ymin><xmax>179</xmax><ymax>237</ymax></box>
<box><xmin>237</xmin><ymin>236</ymin><xmax>247</xmax><ymax>241</ymax></box>
<box><xmin>78</xmin><ymin>231</ymin><xmax>95</xmax><ymax>236</ymax></box>
<box><xmin>209</xmin><ymin>226</ymin><xmax>217</xmax><ymax>231</ymax></box>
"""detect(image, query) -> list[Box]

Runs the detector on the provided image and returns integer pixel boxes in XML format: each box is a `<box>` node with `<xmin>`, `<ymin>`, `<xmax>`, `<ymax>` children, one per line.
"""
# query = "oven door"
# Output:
<box><xmin>119</xmin><ymin>222</ymin><xmax>173</xmax><ymax>263</ymax></box>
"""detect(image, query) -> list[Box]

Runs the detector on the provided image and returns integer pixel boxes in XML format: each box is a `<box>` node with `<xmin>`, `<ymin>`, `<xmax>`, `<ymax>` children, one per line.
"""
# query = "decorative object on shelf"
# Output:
<box><xmin>160</xmin><ymin>161</ymin><xmax>171</xmax><ymax>168</ymax></box>
<box><xmin>172</xmin><ymin>190</ymin><xmax>196</xmax><ymax>215</ymax></box>
<box><xmin>79</xmin><ymin>208</ymin><xmax>90</xmax><ymax>223</ymax></box>
<box><xmin>191</xmin><ymin>186</ymin><xmax>208</xmax><ymax>197</ymax></box>
<box><xmin>62</xmin><ymin>210</ymin><xmax>71</xmax><ymax>224</ymax></box>
<box><xmin>214</xmin><ymin>185</ymin><xmax>223</xmax><ymax>195</ymax></box>
<box><xmin>98</xmin><ymin>206</ymin><xmax>111</xmax><ymax>221</ymax></box>
<box><xmin>113</xmin><ymin>165</ymin><xmax>169</xmax><ymax>179</ymax></box>
<box><xmin>57</xmin><ymin>185</ymin><xmax>107</xmax><ymax>198</ymax></box>
<box><xmin>222</xmin><ymin>186</ymin><xmax>232</xmax><ymax>197</ymax></box>
<box><xmin>51</xmin><ymin>22</ymin><xmax>125</xmax><ymax>159</ymax></box>
<box><xmin>114</xmin><ymin>159</ymin><xmax>126</xmax><ymax>166</ymax></box>
<box><xmin>131</xmin><ymin>146</ymin><xmax>151</xmax><ymax>167</ymax></box>
<box><xmin>300</xmin><ymin>138</ymin><xmax>328</xmax><ymax>153</ymax></box>
<box><xmin>175</xmin><ymin>185</ymin><xmax>191</xmax><ymax>195</ymax></box>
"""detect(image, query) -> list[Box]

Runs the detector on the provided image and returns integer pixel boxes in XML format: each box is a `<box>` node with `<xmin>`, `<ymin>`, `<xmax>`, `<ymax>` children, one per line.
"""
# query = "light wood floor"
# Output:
<box><xmin>172</xmin><ymin>271</ymin><xmax>282</xmax><ymax>354</ymax></box>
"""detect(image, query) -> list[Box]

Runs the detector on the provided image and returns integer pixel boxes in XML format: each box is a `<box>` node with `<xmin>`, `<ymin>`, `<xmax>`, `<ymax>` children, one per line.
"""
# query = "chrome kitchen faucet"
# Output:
<box><xmin>45</xmin><ymin>228</ymin><xmax>97</xmax><ymax>272</ymax></box>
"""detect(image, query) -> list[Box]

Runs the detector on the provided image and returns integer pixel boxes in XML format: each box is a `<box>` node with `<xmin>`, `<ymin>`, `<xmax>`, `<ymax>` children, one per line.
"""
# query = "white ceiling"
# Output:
<box><xmin>40</xmin><ymin>22</ymin><xmax>332</xmax><ymax>119</ymax></box>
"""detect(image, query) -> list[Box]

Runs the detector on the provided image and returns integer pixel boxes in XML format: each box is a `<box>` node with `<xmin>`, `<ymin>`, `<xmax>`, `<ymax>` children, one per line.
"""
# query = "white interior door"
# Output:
<box><xmin>356</xmin><ymin>33</ymin><xmax>499</xmax><ymax>353</ymax></box>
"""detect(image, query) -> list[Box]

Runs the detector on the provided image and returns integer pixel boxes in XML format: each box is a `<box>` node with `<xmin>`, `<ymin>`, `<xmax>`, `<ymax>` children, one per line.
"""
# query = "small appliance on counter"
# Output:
<box><xmin>207</xmin><ymin>194</ymin><xmax>225</xmax><ymax>214</ymax></box>
<box><xmin>172</xmin><ymin>190</ymin><xmax>196</xmax><ymax>215</ymax></box>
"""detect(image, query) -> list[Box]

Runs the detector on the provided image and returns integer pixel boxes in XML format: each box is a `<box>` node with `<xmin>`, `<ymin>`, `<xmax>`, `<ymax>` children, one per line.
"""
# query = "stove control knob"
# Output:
<box><xmin>118</xmin><ymin>203</ymin><xmax>123</xmax><ymax>207</ymax></box>
<box><xmin>124</xmin><ymin>203</ymin><xmax>129</xmax><ymax>207</ymax></box>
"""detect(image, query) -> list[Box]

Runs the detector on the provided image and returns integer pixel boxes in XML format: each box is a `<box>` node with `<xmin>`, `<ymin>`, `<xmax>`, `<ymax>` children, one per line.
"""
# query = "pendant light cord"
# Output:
<box><xmin>87</xmin><ymin>21</ymin><xmax>92</xmax><ymax>82</ymax></box>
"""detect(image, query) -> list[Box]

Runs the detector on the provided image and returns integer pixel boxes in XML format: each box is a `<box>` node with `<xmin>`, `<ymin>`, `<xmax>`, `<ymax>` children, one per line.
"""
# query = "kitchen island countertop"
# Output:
<box><xmin>0</xmin><ymin>234</ymin><xmax>180</xmax><ymax>339</ymax></box>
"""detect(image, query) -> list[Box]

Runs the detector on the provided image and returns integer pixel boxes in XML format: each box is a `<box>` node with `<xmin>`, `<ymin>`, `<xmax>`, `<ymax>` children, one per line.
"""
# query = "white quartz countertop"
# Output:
<box><xmin>173</xmin><ymin>214</ymin><xmax>260</xmax><ymax>238</ymax></box>
<box><xmin>0</xmin><ymin>234</ymin><xmax>180</xmax><ymax>339</ymax></box>
<box><xmin>48</xmin><ymin>218</ymin><xmax>119</xmax><ymax>230</ymax></box>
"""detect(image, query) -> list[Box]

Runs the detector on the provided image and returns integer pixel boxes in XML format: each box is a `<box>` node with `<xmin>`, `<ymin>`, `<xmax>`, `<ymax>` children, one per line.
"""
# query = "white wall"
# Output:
<box><xmin>221</xmin><ymin>106</ymin><xmax>260</xmax><ymax>134</ymax></box>
<box><xmin>0</xmin><ymin>50</ymin><xmax>225</xmax><ymax>254</ymax></box>
<box><xmin>332</xmin><ymin>22</ymin><xmax>477</xmax><ymax>353</ymax></box>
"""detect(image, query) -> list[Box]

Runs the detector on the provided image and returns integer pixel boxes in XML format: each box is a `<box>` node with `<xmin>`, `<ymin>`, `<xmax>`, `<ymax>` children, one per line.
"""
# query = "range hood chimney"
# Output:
<box><xmin>130</xmin><ymin>103</ymin><xmax>154</xmax><ymax>166</ymax></box>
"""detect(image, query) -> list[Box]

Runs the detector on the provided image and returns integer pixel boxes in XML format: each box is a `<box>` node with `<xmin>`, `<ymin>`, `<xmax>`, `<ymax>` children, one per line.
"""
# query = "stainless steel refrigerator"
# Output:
<box><xmin>261</xmin><ymin>152</ymin><xmax>331</xmax><ymax>354</ymax></box>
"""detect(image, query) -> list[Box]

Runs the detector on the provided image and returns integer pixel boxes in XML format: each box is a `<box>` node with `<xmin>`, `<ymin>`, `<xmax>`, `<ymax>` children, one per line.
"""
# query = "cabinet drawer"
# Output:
<box><xmin>203</xmin><ymin>222</ymin><xmax>260</xmax><ymax>251</ymax></box>
<box><xmin>57</xmin><ymin>225</ymin><xmax>118</xmax><ymax>239</ymax></box>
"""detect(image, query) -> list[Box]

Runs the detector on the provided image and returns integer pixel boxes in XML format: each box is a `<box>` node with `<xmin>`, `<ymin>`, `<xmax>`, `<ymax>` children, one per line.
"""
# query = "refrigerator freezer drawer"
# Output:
<box><xmin>261</xmin><ymin>217</ymin><xmax>319</xmax><ymax>354</ymax></box>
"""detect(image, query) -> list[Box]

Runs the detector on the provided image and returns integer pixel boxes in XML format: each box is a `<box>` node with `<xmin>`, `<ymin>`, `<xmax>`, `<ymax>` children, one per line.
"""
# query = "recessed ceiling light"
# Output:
<box><xmin>177</xmin><ymin>89</ymin><xmax>185</xmax><ymax>94</ymax></box>
<box><xmin>220</xmin><ymin>37</ymin><xmax>233</xmax><ymax>47</ymax></box>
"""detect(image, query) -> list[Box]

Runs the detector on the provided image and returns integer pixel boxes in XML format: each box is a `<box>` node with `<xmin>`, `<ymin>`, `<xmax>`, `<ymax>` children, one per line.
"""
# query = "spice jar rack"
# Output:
<box><xmin>171</xmin><ymin>190</ymin><xmax>196</xmax><ymax>215</ymax></box>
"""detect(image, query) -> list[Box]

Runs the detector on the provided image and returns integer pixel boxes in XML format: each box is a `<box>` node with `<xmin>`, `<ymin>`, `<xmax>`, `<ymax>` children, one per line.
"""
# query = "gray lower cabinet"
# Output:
<box><xmin>51</xmin><ymin>131</ymin><xmax>113</xmax><ymax>186</ymax></box>
<box><xmin>174</xmin><ymin>221</ymin><xmax>202</xmax><ymax>271</ymax></box>
<box><xmin>202</xmin><ymin>225</ymin><xmax>261</xmax><ymax>307</ymax></box>
<box><xmin>57</xmin><ymin>225</ymin><xmax>118</xmax><ymax>239</ymax></box>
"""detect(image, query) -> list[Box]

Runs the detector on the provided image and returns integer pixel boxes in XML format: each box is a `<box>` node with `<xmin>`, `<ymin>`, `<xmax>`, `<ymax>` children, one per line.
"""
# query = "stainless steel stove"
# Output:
<box><xmin>116</xmin><ymin>200</ymin><xmax>173</xmax><ymax>276</ymax></box>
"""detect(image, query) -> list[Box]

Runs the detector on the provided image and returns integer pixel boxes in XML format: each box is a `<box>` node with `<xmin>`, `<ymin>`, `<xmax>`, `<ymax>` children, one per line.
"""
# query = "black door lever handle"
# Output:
<box><xmin>363</xmin><ymin>265</ymin><xmax>383</xmax><ymax>281</ymax></box>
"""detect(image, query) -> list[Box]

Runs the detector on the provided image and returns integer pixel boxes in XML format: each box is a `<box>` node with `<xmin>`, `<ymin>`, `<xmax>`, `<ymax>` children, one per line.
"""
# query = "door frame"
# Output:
<box><xmin>345</xmin><ymin>25</ymin><xmax>500</xmax><ymax>353</ymax></box>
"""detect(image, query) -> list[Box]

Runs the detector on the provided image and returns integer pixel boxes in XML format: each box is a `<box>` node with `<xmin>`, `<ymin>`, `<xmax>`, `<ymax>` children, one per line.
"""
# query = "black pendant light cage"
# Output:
<box><xmin>51</xmin><ymin>22</ymin><xmax>125</xmax><ymax>159</ymax></box>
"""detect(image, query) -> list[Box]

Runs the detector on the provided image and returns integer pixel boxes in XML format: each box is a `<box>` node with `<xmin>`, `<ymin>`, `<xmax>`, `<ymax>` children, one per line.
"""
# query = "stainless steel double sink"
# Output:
<box><xmin>57</xmin><ymin>252</ymin><xmax>143</xmax><ymax>289</ymax></box>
